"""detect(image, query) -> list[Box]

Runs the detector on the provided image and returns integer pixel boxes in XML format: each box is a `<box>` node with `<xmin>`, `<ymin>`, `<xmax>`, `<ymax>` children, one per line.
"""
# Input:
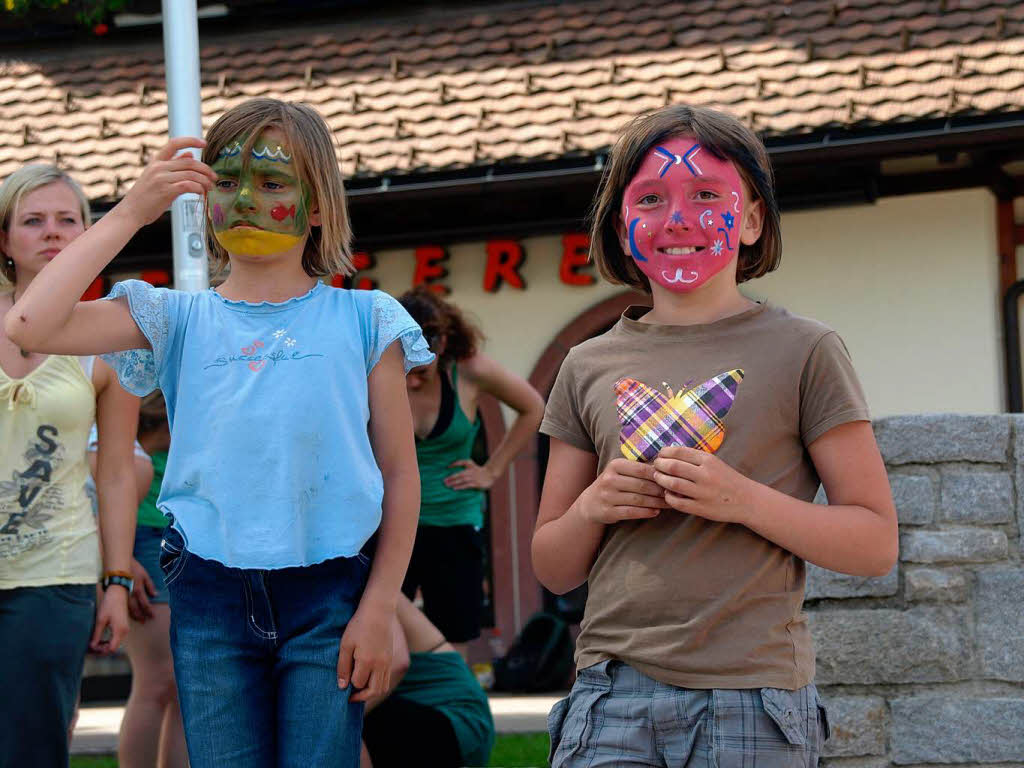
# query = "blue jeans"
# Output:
<box><xmin>0</xmin><ymin>583</ymin><xmax>95</xmax><ymax>768</ymax></box>
<box><xmin>160</xmin><ymin>526</ymin><xmax>370</xmax><ymax>768</ymax></box>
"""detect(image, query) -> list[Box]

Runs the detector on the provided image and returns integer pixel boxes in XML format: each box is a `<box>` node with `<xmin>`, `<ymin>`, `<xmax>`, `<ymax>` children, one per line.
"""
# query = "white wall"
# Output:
<box><xmin>748</xmin><ymin>188</ymin><xmax>1001</xmax><ymax>417</ymax></box>
<box><xmin>362</xmin><ymin>187</ymin><xmax>1004</xmax><ymax>418</ymax></box>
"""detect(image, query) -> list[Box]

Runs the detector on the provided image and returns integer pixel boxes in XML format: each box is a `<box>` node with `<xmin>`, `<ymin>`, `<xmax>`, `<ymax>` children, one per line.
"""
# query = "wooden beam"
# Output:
<box><xmin>998</xmin><ymin>198</ymin><xmax>1018</xmax><ymax>299</ymax></box>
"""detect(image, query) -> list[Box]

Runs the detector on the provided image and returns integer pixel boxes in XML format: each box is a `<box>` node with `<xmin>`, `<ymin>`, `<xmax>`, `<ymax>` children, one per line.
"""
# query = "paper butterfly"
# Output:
<box><xmin>615</xmin><ymin>369</ymin><xmax>744</xmax><ymax>462</ymax></box>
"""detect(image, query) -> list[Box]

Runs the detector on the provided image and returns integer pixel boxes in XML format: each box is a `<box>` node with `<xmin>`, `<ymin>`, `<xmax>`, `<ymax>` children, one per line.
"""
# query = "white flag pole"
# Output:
<box><xmin>162</xmin><ymin>0</ymin><xmax>208</xmax><ymax>292</ymax></box>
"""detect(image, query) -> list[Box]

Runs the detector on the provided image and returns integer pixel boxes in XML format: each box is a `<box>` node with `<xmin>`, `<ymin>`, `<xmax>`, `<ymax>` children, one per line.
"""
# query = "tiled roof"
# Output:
<box><xmin>2</xmin><ymin>0</ymin><xmax>1024</xmax><ymax>201</ymax></box>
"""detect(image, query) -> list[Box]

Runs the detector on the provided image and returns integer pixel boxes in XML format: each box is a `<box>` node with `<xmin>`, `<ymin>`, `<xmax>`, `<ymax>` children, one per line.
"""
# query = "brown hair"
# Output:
<box><xmin>0</xmin><ymin>164</ymin><xmax>91</xmax><ymax>284</ymax></box>
<box><xmin>589</xmin><ymin>104</ymin><xmax>781</xmax><ymax>292</ymax></box>
<box><xmin>202</xmin><ymin>98</ymin><xmax>353</xmax><ymax>277</ymax></box>
<box><xmin>398</xmin><ymin>287</ymin><xmax>482</xmax><ymax>362</ymax></box>
<box><xmin>137</xmin><ymin>390</ymin><xmax>168</xmax><ymax>437</ymax></box>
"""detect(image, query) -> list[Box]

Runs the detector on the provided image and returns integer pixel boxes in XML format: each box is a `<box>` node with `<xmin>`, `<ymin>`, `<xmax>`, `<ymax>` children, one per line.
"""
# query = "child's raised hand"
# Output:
<box><xmin>117</xmin><ymin>137</ymin><xmax>217</xmax><ymax>227</ymax></box>
<box><xmin>577</xmin><ymin>457</ymin><xmax>671</xmax><ymax>525</ymax></box>
<box><xmin>652</xmin><ymin>446</ymin><xmax>754</xmax><ymax>525</ymax></box>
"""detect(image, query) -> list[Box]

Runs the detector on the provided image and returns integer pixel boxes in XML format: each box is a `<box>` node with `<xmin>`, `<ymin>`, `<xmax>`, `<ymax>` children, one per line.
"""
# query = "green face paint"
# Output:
<box><xmin>208</xmin><ymin>130</ymin><xmax>313</xmax><ymax>257</ymax></box>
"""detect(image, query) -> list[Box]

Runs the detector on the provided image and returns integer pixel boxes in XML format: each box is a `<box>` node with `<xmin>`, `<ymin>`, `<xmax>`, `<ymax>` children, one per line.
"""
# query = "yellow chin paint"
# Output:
<box><xmin>215</xmin><ymin>229</ymin><xmax>302</xmax><ymax>257</ymax></box>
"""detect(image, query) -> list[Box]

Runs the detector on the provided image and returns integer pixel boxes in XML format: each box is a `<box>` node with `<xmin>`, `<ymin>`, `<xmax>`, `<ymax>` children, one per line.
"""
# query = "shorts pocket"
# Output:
<box><xmin>158</xmin><ymin>528</ymin><xmax>189</xmax><ymax>586</ymax></box>
<box><xmin>760</xmin><ymin>687</ymin><xmax>809</xmax><ymax>746</ymax></box>
<box><xmin>546</xmin><ymin>696</ymin><xmax>570</xmax><ymax>765</ymax></box>
<box><xmin>549</xmin><ymin>668</ymin><xmax>612</xmax><ymax>767</ymax></box>
<box><xmin>713</xmin><ymin>687</ymin><xmax>814</xmax><ymax>768</ymax></box>
<box><xmin>816</xmin><ymin>691</ymin><xmax>831</xmax><ymax>744</ymax></box>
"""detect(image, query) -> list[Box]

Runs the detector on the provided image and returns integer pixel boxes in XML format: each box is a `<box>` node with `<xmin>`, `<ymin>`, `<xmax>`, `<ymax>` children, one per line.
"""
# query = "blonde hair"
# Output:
<box><xmin>0</xmin><ymin>164</ymin><xmax>91</xmax><ymax>284</ymax></box>
<box><xmin>202</xmin><ymin>99</ymin><xmax>353</xmax><ymax>277</ymax></box>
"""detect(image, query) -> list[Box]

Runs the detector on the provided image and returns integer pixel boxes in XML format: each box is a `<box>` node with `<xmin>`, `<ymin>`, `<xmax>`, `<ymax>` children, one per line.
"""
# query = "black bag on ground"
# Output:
<box><xmin>492</xmin><ymin>612</ymin><xmax>574</xmax><ymax>693</ymax></box>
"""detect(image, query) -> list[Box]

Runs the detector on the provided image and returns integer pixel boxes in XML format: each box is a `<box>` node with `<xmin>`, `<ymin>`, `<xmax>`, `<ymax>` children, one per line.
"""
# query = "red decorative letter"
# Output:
<box><xmin>331</xmin><ymin>251</ymin><xmax>377</xmax><ymax>290</ymax></box>
<box><xmin>559</xmin><ymin>233</ymin><xmax>594</xmax><ymax>286</ymax></box>
<box><xmin>80</xmin><ymin>277</ymin><xmax>106</xmax><ymax>301</ymax></box>
<box><xmin>483</xmin><ymin>240</ymin><xmax>526</xmax><ymax>293</ymax></box>
<box><xmin>413</xmin><ymin>246</ymin><xmax>449</xmax><ymax>294</ymax></box>
<box><xmin>140</xmin><ymin>270</ymin><xmax>171</xmax><ymax>287</ymax></box>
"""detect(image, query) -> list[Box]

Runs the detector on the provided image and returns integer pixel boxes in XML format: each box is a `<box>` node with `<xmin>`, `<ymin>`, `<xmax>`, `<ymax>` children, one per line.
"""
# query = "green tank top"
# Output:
<box><xmin>136</xmin><ymin>451</ymin><xmax>168</xmax><ymax>529</ymax></box>
<box><xmin>391</xmin><ymin>652</ymin><xmax>495</xmax><ymax>766</ymax></box>
<box><xmin>415</xmin><ymin>364</ymin><xmax>485</xmax><ymax>527</ymax></box>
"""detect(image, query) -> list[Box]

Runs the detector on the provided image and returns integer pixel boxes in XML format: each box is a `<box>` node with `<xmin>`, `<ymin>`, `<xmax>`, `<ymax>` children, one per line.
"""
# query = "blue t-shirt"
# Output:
<box><xmin>101</xmin><ymin>280</ymin><xmax>433</xmax><ymax>569</ymax></box>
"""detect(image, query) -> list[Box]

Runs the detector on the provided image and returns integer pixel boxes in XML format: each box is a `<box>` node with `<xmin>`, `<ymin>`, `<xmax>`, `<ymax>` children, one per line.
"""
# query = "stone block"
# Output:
<box><xmin>1014</xmin><ymin>414</ymin><xmax>1024</xmax><ymax>555</ymax></box>
<box><xmin>806</xmin><ymin>563</ymin><xmax>898</xmax><ymax>600</ymax></box>
<box><xmin>810</xmin><ymin>607</ymin><xmax>971</xmax><ymax>685</ymax></box>
<box><xmin>892</xmin><ymin>697</ymin><xmax>1024</xmax><ymax>764</ymax></box>
<box><xmin>900</xmin><ymin>529</ymin><xmax>1007</xmax><ymax>563</ymax></box>
<box><xmin>820</xmin><ymin>759</ymin><xmax>889</xmax><ymax>768</ymax></box>
<box><xmin>820</xmin><ymin>695</ymin><xmax>887</xmax><ymax>757</ymax></box>
<box><xmin>976</xmin><ymin>569</ymin><xmax>1024</xmax><ymax>681</ymax></box>
<box><xmin>904</xmin><ymin>568</ymin><xmax>968</xmax><ymax>602</ymax></box>
<box><xmin>874</xmin><ymin>414</ymin><xmax>1009</xmax><ymax>465</ymax></box>
<box><xmin>939</xmin><ymin>471</ymin><xmax>1013</xmax><ymax>523</ymax></box>
<box><xmin>889</xmin><ymin>474</ymin><xmax>934</xmax><ymax>525</ymax></box>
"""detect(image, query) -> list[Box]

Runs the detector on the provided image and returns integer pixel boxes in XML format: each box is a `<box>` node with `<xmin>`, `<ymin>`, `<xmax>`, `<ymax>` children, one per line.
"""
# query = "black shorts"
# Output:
<box><xmin>363</xmin><ymin>697</ymin><xmax>462</xmax><ymax>767</ymax></box>
<box><xmin>401</xmin><ymin>524</ymin><xmax>484</xmax><ymax>643</ymax></box>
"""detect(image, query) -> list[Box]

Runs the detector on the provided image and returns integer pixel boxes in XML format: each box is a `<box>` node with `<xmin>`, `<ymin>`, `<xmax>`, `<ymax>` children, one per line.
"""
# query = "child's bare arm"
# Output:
<box><xmin>339</xmin><ymin>341</ymin><xmax>420</xmax><ymax>703</ymax></box>
<box><xmin>5</xmin><ymin>137</ymin><xmax>214</xmax><ymax>355</ymax></box>
<box><xmin>445</xmin><ymin>353</ymin><xmax>545</xmax><ymax>490</ymax></box>
<box><xmin>90</xmin><ymin>359</ymin><xmax>140</xmax><ymax>654</ymax></box>
<box><xmin>532</xmin><ymin>438</ymin><xmax>669</xmax><ymax>594</ymax></box>
<box><xmin>653</xmin><ymin>421</ymin><xmax>898</xmax><ymax>577</ymax></box>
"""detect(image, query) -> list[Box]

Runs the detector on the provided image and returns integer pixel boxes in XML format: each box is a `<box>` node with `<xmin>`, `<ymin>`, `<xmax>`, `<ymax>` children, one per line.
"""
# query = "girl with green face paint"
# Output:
<box><xmin>9</xmin><ymin>98</ymin><xmax>429</xmax><ymax>768</ymax></box>
<box><xmin>208</xmin><ymin>128</ymin><xmax>313</xmax><ymax>258</ymax></box>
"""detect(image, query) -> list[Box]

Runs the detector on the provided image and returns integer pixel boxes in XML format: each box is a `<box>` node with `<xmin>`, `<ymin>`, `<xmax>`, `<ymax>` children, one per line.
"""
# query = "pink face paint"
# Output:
<box><xmin>621</xmin><ymin>136</ymin><xmax>745</xmax><ymax>293</ymax></box>
<box><xmin>212</xmin><ymin>203</ymin><xmax>226</xmax><ymax>227</ymax></box>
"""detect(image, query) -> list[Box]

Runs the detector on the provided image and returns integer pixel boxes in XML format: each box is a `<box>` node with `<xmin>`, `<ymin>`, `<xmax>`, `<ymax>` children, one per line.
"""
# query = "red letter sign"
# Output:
<box><xmin>331</xmin><ymin>251</ymin><xmax>377</xmax><ymax>290</ymax></box>
<box><xmin>483</xmin><ymin>240</ymin><xmax>526</xmax><ymax>293</ymax></box>
<box><xmin>559</xmin><ymin>233</ymin><xmax>594</xmax><ymax>286</ymax></box>
<box><xmin>413</xmin><ymin>246</ymin><xmax>450</xmax><ymax>294</ymax></box>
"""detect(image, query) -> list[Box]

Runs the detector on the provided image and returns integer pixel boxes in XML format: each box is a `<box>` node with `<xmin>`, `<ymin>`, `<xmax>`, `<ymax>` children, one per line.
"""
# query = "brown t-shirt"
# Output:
<box><xmin>540</xmin><ymin>302</ymin><xmax>869</xmax><ymax>690</ymax></box>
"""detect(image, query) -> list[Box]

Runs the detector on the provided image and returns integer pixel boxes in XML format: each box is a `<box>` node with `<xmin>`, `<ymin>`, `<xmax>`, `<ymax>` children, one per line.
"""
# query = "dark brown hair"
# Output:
<box><xmin>202</xmin><ymin>98</ymin><xmax>353</xmax><ymax>278</ymax></box>
<box><xmin>398</xmin><ymin>287</ymin><xmax>482</xmax><ymax>362</ymax></box>
<box><xmin>137</xmin><ymin>391</ymin><xmax>167</xmax><ymax>437</ymax></box>
<box><xmin>589</xmin><ymin>104</ymin><xmax>781</xmax><ymax>292</ymax></box>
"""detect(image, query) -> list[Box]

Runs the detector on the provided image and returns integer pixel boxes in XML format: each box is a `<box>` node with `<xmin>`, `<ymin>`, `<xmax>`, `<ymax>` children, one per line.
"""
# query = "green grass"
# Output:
<box><xmin>71</xmin><ymin>733</ymin><xmax>550</xmax><ymax>768</ymax></box>
<box><xmin>488</xmin><ymin>732</ymin><xmax>549</xmax><ymax>766</ymax></box>
<box><xmin>70</xmin><ymin>758</ymin><xmax>118</xmax><ymax>768</ymax></box>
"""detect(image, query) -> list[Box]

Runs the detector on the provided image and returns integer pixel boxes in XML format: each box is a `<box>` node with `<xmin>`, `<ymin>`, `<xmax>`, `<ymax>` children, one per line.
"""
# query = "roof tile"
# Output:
<box><xmin>3</xmin><ymin>0</ymin><xmax>1024</xmax><ymax>199</ymax></box>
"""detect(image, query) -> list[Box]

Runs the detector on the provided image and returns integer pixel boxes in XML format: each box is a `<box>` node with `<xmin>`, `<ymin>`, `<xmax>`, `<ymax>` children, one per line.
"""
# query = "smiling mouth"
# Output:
<box><xmin>658</xmin><ymin>246</ymin><xmax>703</xmax><ymax>256</ymax></box>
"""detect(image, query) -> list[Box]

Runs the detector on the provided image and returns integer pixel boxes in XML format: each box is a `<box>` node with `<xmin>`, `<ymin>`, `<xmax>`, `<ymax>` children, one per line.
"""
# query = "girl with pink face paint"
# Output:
<box><xmin>620</xmin><ymin>135</ymin><xmax>749</xmax><ymax>294</ymax></box>
<box><xmin>533</xmin><ymin>105</ymin><xmax>897</xmax><ymax>768</ymax></box>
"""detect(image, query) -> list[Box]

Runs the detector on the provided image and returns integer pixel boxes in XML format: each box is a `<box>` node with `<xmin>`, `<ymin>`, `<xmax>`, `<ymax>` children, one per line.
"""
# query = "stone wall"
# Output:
<box><xmin>809</xmin><ymin>415</ymin><xmax>1024</xmax><ymax>768</ymax></box>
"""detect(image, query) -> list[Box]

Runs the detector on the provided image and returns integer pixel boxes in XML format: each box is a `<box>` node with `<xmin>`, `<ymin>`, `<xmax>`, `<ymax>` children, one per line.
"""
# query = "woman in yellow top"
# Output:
<box><xmin>0</xmin><ymin>164</ymin><xmax>139</xmax><ymax>768</ymax></box>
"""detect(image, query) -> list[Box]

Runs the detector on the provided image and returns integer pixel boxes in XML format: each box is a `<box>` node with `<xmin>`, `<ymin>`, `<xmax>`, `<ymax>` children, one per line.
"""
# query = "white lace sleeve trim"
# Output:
<box><xmin>369</xmin><ymin>291</ymin><xmax>435</xmax><ymax>373</ymax></box>
<box><xmin>99</xmin><ymin>279</ymin><xmax>168</xmax><ymax>396</ymax></box>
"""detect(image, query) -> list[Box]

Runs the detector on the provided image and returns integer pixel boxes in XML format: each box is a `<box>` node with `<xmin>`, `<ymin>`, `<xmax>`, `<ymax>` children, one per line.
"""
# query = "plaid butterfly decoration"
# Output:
<box><xmin>615</xmin><ymin>369</ymin><xmax>744</xmax><ymax>462</ymax></box>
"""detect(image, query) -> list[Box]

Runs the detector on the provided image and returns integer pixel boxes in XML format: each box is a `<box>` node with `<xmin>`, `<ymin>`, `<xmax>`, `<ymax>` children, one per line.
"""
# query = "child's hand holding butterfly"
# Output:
<box><xmin>577</xmin><ymin>458</ymin><xmax>672</xmax><ymax>525</ymax></box>
<box><xmin>652</xmin><ymin>446</ymin><xmax>755</xmax><ymax>525</ymax></box>
<box><xmin>116</xmin><ymin>137</ymin><xmax>217</xmax><ymax>228</ymax></box>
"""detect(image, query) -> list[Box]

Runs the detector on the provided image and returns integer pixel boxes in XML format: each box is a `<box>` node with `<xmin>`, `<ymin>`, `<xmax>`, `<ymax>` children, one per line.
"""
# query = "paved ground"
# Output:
<box><xmin>71</xmin><ymin>693</ymin><xmax>563</xmax><ymax>755</ymax></box>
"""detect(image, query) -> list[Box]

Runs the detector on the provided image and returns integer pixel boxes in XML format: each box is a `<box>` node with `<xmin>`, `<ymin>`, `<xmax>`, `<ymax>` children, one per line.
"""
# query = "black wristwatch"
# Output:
<box><xmin>102</xmin><ymin>572</ymin><xmax>134</xmax><ymax>593</ymax></box>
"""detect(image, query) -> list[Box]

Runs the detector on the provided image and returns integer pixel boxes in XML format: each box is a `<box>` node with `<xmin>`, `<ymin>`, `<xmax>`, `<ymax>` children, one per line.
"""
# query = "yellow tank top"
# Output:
<box><xmin>0</xmin><ymin>354</ymin><xmax>98</xmax><ymax>588</ymax></box>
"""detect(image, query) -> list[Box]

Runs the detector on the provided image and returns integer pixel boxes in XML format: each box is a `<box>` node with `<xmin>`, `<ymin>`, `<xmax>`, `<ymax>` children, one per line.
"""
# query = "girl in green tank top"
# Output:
<box><xmin>399</xmin><ymin>288</ymin><xmax>545</xmax><ymax>656</ymax></box>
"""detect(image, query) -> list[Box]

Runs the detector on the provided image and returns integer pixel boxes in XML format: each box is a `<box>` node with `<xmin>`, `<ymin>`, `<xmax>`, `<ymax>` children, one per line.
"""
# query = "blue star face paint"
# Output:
<box><xmin>620</xmin><ymin>136</ymin><xmax>746</xmax><ymax>292</ymax></box>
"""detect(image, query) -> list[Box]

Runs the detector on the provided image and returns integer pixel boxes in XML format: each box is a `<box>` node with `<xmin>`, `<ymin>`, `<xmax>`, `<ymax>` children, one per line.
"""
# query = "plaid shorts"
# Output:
<box><xmin>547</xmin><ymin>660</ymin><xmax>830</xmax><ymax>767</ymax></box>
